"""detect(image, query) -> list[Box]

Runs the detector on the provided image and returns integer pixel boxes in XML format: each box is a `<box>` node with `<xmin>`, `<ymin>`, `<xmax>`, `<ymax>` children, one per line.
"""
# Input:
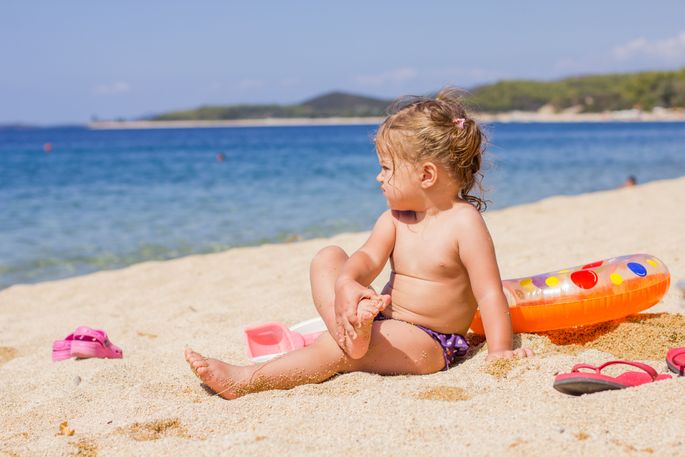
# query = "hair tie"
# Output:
<box><xmin>453</xmin><ymin>118</ymin><xmax>465</xmax><ymax>128</ymax></box>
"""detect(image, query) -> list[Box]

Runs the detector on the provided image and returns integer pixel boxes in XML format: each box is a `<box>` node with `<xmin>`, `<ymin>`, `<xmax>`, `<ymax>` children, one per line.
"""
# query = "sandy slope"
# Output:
<box><xmin>1</xmin><ymin>177</ymin><xmax>684</xmax><ymax>456</ymax></box>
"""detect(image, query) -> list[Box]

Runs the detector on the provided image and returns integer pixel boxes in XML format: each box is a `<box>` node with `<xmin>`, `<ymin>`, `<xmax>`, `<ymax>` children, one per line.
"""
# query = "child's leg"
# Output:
<box><xmin>309</xmin><ymin>245</ymin><xmax>389</xmax><ymax>358</ymax></box>
<box><xmin>185</xmin><ymin>333</ymin><xmax>347</xmax><ymax>399</ymax></box>
<box><xmin>309</xmin><ymin>245</ymin><xmax>348</xmax><ymax>335</ymax></box>
<box><xmin>185</xmin><ymin>315</ymin><xmax>444</xmax><ymax>400</ymax></box>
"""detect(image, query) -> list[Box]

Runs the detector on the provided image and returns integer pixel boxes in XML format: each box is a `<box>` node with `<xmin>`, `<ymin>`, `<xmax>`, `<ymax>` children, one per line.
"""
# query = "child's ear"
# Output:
<box><xmin>419</xmin><ymin>162</ymin><xmax>438</xmax><ymax>189</ymax></box>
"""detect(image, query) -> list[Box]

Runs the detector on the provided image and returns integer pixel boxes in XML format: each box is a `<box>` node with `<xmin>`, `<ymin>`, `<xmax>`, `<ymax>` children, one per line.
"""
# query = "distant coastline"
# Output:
<box><xmin>478</xmin><ymin>107</ymin><xmax>685</xmax><ymax>123</ymax></box>
<box><xmin>88</xmin><ymin>108</ymin><xmax>685</xmax><ymax>130</ymax></box>
<box><xmin>88</xmin><ymin>117</ymin><xmax>385</xmax><ymax>130</ymax></box>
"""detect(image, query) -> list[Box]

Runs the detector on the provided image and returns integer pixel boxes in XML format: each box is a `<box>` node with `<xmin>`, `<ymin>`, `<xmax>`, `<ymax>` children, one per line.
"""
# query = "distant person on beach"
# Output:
<box><xmin>621</xmin><ymin>175</ymin><xmax>637</xmax><ymax>188</ymax></box>
<box><xmin>186</xmin><ymin>88</ymin><xmax>533</xmax><ymax>399</ymax></box>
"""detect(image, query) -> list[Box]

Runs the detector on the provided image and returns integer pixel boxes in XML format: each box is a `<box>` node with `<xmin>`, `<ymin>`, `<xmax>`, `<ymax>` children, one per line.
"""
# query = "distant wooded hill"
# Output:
<box><xmin>151</xmin><ymin>68</ymin><xmax>685</xmax><ymax>120</ymax></box>
<box><xmin>152</xmin><ymin>92</ymin><xmax>389</xmax><ymax>120</ymax></box>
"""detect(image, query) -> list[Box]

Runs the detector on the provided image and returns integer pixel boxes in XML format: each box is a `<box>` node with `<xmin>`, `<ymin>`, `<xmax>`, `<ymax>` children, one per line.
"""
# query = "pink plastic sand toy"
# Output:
<box><xmin>244</xmin><ymin>317</ymin><xmax>326</xmax><ymax>363</ymax></box>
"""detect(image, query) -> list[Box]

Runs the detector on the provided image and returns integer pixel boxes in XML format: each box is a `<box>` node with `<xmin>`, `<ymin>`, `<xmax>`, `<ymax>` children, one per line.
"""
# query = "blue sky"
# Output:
<box><xmin>2</xmin><ymin>1</ymin><xmax>685</xmax><ymax>124</ymax></box>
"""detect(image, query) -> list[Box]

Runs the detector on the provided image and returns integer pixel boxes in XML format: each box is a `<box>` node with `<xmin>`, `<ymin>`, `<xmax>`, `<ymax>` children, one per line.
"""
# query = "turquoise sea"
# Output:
<box><xmin>1</xmin><ymin>122</ymin><xmax>685</xmax><ymax>289</ymax></box>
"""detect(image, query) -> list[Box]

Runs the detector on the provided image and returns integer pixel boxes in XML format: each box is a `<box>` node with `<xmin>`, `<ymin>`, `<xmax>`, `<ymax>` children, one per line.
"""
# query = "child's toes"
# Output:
<box><xmin>186</xmin><ymin>350</ymin><xmax>208</xmax><ymax>367</ymax></box>
<box><xmin>192</xmin><ymin>358</ymin><xmax>209</xmax><ymax>370</ymax></box>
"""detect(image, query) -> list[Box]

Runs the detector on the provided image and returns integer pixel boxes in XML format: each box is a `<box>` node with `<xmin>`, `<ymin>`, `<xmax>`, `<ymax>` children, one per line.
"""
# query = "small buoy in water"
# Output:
<box><xmin>216</xmin><ymin>152</ymin><xmax>225</xmax><ymax>162</ymax></box>
<box><xmin>43</xmin><ymin>143</ymin><xmax>53</xmax><ymax>153</ymax></box>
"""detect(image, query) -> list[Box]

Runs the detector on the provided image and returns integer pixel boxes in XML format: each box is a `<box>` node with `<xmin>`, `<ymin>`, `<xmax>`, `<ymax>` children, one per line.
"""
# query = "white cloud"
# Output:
<box><xmin>552</xmin><ymin>33</ymin><xmax>685</xmax><ymax>79</ymax></box>
<box><xmin>92</xmin><ymin>81</ymin><xmax>131</xmax><ymax>95</ymax></box>
<box><xmin>353</xmin><ymin>67</ymin><xmax>418</xmax><ymax>86</ymax></box>
<box><xmin>236</xmin><ymin>78</ymin><xmax>265</xmax><ymax>90</ymax></box>
<box><xmin>613</xmin><ymin>31</ymin><xmax>685</xmax><ymax>64</ymax></box>
<box><xmin>438</xmin><ymin>67</ymin><xmax>504</xmax><ymax>86</ymax></box>
<box><xmin>279</xmin><ymin>77</ymin><xmax>301</xmax><ymax>87</ymax></box>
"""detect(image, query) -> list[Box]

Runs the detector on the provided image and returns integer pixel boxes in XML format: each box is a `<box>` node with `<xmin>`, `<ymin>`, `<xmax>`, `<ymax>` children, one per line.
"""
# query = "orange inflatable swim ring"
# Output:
<box><xmin>470</xmin><ymin>253</ymin><xmax>670</xmax><ymax>334</ymax></box>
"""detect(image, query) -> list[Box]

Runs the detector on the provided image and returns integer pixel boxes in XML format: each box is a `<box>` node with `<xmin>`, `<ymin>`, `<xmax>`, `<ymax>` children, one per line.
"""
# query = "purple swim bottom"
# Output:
<box><xmin>374</xmin><ymin>314</ymin><xmax>469</xmax><ymax>370</ymax></box>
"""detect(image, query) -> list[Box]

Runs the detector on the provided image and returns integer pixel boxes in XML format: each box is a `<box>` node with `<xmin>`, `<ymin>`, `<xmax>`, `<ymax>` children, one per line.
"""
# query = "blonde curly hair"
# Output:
<box><xmin>375</xmin><ymin>87</ymin><xmax>488</xmax><ymax>211</ymax></box>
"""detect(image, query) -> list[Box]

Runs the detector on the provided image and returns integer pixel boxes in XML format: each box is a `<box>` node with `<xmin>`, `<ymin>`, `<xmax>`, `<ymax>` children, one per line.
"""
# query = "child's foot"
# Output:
<box><xmin>344</xmin><ymin>295</ymin><xmax>389</xmax><ymax>359</ymax></box>
<box><xmin>184</xmin><ymin>348</ymin><xmax>249</xmax><ymax>400</ymax></box>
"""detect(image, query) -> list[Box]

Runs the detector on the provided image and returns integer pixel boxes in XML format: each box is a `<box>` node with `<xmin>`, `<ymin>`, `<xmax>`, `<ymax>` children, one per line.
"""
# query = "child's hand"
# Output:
<box><xmin>485</xmin><ymin>348</ymin><xmax>534</xmax><ymax>362</ymax></box>
<box><xmin>333</xmin><ymin>279</ymin><xmax>387</xmax><ymax>348</ymax></box>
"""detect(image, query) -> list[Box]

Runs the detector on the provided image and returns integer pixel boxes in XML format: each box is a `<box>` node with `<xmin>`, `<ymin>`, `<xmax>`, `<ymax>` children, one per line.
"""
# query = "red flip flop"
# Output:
<box><xmin>554</xmin><ymin>360</ymin><xmax>672</xmax><ymax>396</ymax></box>
<box><xmin>666</xmin><ymin>347</ymin><xmax>685</xmax><ymax>376</ymax></box>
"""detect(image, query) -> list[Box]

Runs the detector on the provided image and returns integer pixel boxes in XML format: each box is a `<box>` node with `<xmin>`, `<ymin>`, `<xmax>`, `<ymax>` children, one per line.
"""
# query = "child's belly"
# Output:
<box><xmin>381</xmin><ymin>273</ymin><xmax>477</xmax><ymax>335</ymax></box>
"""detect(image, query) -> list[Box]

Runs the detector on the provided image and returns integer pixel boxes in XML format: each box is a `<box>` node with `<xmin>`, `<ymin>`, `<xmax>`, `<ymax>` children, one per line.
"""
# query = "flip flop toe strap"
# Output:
<box><xmin>668</xmin><ymin>348</ymin><xmax>685</xmax><ymax>375</ymax></box>
<box><xmin>74</xmin><ymin>327</ymin><xmax>107</xmax><ymax>345</ymax></box>
<box><xmin>571</xmin><ymin>361</ymin><xmax>658</xmax><ymax>380</ymax></box>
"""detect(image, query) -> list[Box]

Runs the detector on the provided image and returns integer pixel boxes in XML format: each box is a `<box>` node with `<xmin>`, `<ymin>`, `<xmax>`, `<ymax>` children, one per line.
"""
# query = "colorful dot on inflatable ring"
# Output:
<box><xmin>532</xmin><ymin>275</ymin><xmax>549</xmax><ymax>289</ymax></box>
<box><xmin>610</xmin><ymin>273</ymin><xmax>624</xmax><ymax>285</ymax></box>
<box><xmin>519</xmin><ymin>278</ymin><xmax>537</xmax><ymax>291</ymax></box>
<box><xmin>545</xmin><ymin>276</ymin><xmax>559</xmax><ymax>287</ymax></box>
<box><xmin>627</xmin><ymin>262</ymin><xmax>647</xmax><ymax>277</ymax></box>
<box><xmin>582</xmin><ymin>260</ymin><xmax>603</xmax><ymax>269</ymax></box>
<box><xmin>571</xmin><ymin>270</ymin><xmax>598</xmax><ymax>289</ymax></box>
<box><xmin>558</xmin><ymin>269</ymin><xmax>570</xmax><ymax>274</ymax></box>
<box><xmin>646</xmin><ymin>259</ymin><xmax>658</xmax><ymax>267</ymax></box>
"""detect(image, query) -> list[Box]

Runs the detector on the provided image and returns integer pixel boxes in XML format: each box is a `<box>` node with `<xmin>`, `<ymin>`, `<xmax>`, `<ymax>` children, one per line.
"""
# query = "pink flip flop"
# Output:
<box><xmin>70</xmin><ymin>327</ymin><xmax>123</xmax><ymax>359</ymax></box>
<box><xmin>666</xmin><ymin>347</ymin><xmax>685</xmax><ymax>376</ymax></box>
<box><xmin>553</xmin><ymin>360</ymin><xmax>671</xmax><ymax>396</ymax></box>
<box><xmin>52</xmin><ymin>332</ymin><xmax>76</xmax><ymax>362</ymax></box>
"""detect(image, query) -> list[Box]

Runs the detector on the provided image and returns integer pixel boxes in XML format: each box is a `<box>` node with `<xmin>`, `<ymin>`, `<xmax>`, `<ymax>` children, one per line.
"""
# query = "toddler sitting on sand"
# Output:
<box><xmin>186</xmin><ymin>89</ymin><xmax>532</xmax><ymax>399</ymax></box>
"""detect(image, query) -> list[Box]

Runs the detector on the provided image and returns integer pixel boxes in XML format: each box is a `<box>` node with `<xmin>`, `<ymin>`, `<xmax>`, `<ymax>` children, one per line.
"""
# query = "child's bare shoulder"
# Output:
<box><xmin>380</xmin><ymin>209</ymin><xmax>399</xmax><ymax>224</ymax></box>
<box><xmin>447</xmin><ymin>202</ymin><xmax>489</xmax><ymax>238</ymax></box>
<box><xmin>448</xmin><ymin>202</ymin><xmax>484</xmax><ymax>223</ymax></box>
<box><xmin>371</xmin><ymin>209</ymin><xmax>398</xmax><ymax>232</ymax></box>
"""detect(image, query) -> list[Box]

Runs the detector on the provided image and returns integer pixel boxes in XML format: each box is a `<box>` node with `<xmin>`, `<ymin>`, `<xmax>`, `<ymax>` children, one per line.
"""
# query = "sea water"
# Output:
<box><xmin>1</xmin><ymin>122</ymin><xmax>684</xmax><ymax>289</ymax></box>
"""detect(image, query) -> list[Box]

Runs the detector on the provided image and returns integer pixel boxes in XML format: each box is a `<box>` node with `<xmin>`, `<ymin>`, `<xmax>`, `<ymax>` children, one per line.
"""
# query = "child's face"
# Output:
<box><xmin>375</xmin><ymin>152</ymin><xmax>422</xmax><ymax>210</ymax></box>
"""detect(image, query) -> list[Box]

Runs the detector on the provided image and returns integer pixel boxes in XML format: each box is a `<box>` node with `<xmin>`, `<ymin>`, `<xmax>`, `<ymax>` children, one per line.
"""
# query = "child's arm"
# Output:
<box><xmin>456</xmin><ymin>208</ymin><xmax>533</xmax><ymax>361</ymax></box>
<box><xmin>334</xmin><ymin>210</ymin><xmax>396</xmax><ymax>347</ymax></box>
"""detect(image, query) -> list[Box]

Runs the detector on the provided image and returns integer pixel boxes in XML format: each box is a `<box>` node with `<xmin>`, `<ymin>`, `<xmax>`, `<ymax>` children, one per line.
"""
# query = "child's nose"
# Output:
<box><xmin>376</xmin><ymin>171</ymin><xmax>383</xmax><ymax>182</ymax></box>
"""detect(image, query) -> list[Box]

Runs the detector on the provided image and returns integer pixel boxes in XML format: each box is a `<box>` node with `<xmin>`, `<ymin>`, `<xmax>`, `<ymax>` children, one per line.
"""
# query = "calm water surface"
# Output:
<box><xmin>1</xmin><ymin>122</ymin><xmax>684</xmax><ymax>288</ymax></box>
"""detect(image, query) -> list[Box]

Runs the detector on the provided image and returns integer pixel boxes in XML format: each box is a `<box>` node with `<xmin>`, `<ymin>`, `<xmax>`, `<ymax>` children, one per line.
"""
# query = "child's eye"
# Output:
<box><xmin>382</xmin><ymin>166</ymin><xmax>390</xmax><ymax>171</ymax></box>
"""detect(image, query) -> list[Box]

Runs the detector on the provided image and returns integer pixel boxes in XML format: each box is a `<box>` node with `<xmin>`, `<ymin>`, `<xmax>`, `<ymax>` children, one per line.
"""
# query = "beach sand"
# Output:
<box><xmin>1</xmin><ymin>177</ymin><xmax>685</xmax><ymax>456</ymax></box>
